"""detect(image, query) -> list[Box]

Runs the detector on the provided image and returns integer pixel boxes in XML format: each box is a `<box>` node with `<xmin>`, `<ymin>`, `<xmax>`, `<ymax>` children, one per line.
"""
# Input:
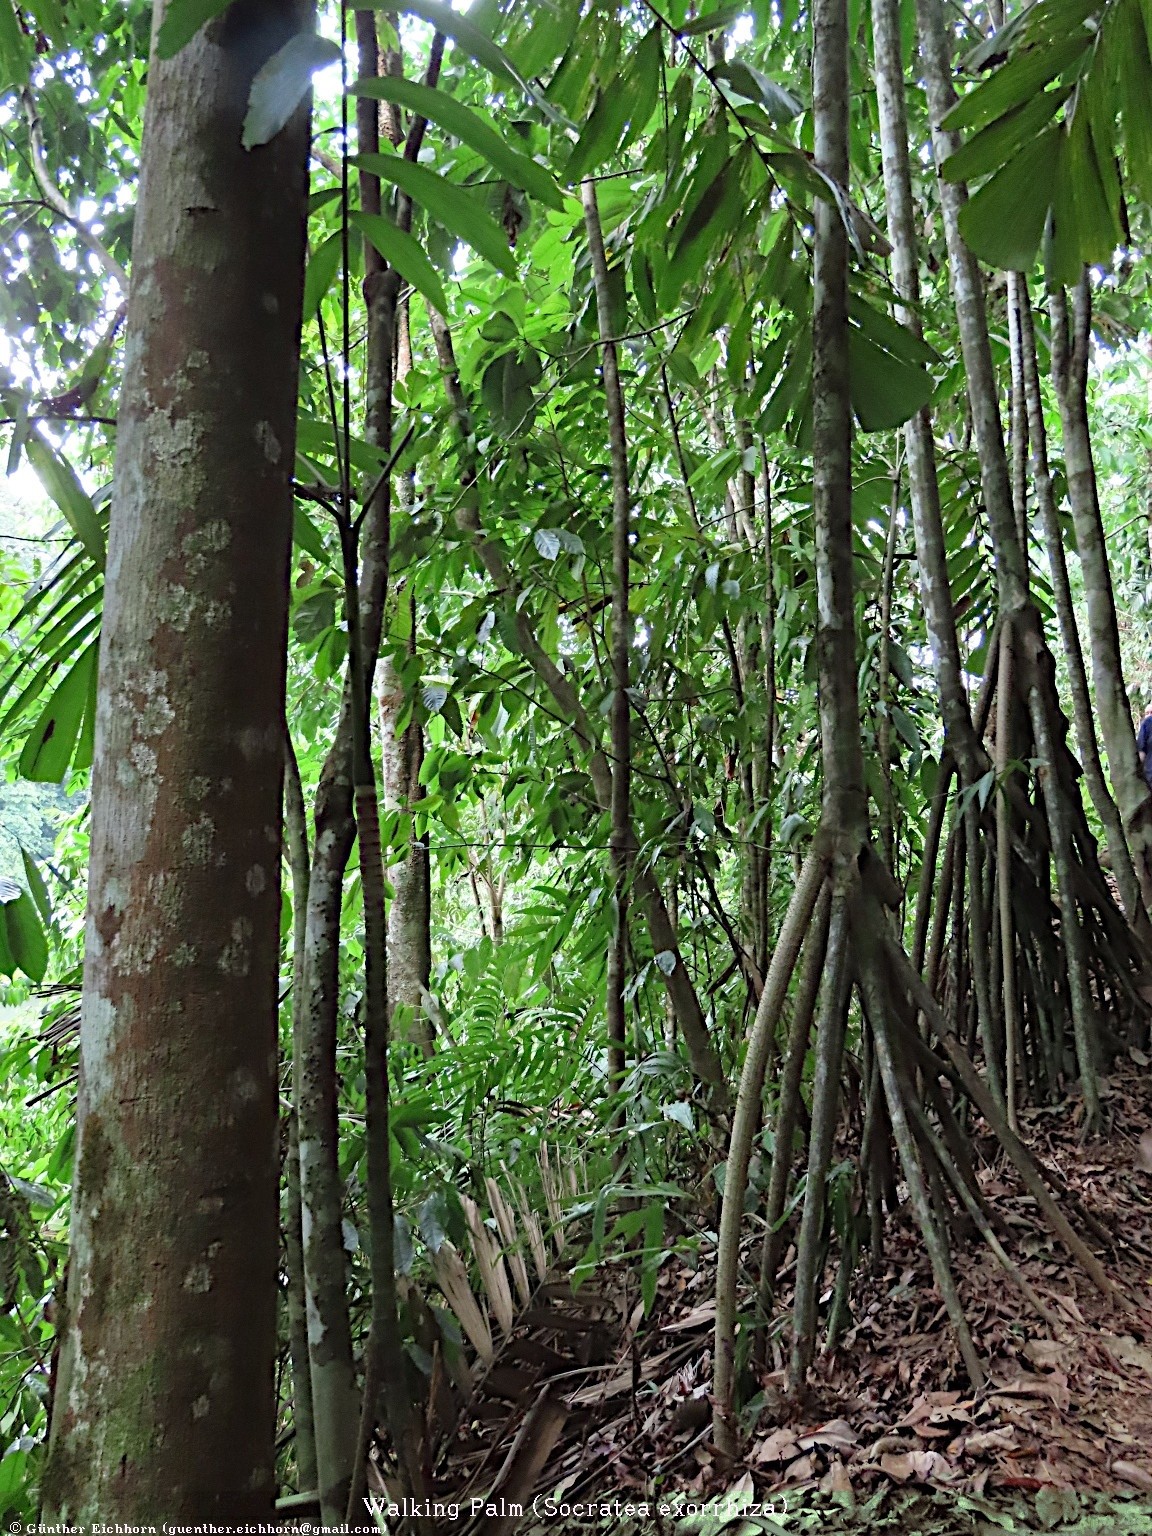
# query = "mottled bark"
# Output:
<box><xmin>295</xmin><ymin>723</ymin><xmax>361</xmax><ymax>1524</ymax></box>
<box><xmin>43</xmin><ymin>0</ymin><xmax>311</xmax><ymax>1519</ymax></box>
<box><xmin>378</xmin><ymin>644</ymin><xmax>433</xmax><ymax>1054</ymax></box>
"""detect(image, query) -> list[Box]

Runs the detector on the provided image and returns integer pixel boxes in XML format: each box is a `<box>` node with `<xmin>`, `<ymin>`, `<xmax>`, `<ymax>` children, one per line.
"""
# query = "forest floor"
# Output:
<box><xmin>436</xmin><ymin>1057</ymin><xmax>1152</xmax><ymax>1534</ymax></box>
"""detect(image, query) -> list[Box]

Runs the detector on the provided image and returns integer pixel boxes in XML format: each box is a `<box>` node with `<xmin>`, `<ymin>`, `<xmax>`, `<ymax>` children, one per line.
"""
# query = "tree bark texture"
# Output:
<box><xmin>43</xmin><ymin>1</ymin><xmax>311</xmax><ymax>1520</ymax></box>
<box><xmin>378</xmin><ymin>645</ymin><xmax>433</xmax><ymax>1053</ymax></box>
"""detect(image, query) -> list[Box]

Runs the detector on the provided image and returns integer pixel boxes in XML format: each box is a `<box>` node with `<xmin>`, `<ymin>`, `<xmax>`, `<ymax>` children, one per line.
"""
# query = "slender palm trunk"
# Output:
<box><xmin>1050</xmin><ymin>276</ymin><xmax>1152</xmax><ymax>908</ymax></box>
<box><xmin>582</xmin><ymin>180</ymin><xmax>633</xmax><ymax>1101</ymax></box>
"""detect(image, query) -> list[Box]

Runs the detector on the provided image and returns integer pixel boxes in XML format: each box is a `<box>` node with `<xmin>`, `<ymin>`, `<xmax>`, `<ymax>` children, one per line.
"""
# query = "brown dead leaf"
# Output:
<box><xmin>798</xmin><ymin>1418</ymin><xmax>858</xmax><ymax>1452</ymax></box>
<box><xmin>880</xmin><ymin>1450</ymin><xmax>948</xmax><ymax>1483</ymax></box>
<box><xmin>753</xmin><ymin>1429</ymin><xmax>800</xmax><ymax>1465</ymax></box>
<box><xmin>965</xmin><ymin>1426</ymin><xmax>1019</xmax><ymax>1456</ymax></box>
<box><xmin>1113</xmin><ymin>1460</ymin><xmax>1152</xmax><ymax>1492</ymax></box>
<box><xmin>661</xmin><ymin>1302</ymin><xmax>716</xmax><ymax>1332</ymax></box>
<box><xmin>820</xmin><ymin>1458</ymin><xmax>854</xmax><ymax>1496</ymax></box>
<box><xmin>1101</xmin><ymin>1334</ymin><xmax>1152</xmax><ymax>1379</ymax></box>
<box><xmin>990</xmin><ymin>1374</ymin><xmax>1071</xmax><ymax>1411</ymax></box>
<box><xmin>1055</xmin><ymin>1295</ymin><xmax>1085</xmax><ymax>1326</ymax></box>
<box><xmin>1023</xmin><ymin>1338</ymin><xmax>1067</xmax><ymax>1371</ymax></box>
<box><xmin>781</xmin><ymin>1453</ymin><xmax>816</xmax><ymax>1485</ymax></box>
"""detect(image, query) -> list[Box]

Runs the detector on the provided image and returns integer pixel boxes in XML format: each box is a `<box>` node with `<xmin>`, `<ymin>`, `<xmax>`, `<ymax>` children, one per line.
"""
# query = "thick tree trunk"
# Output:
<box><xmin>43</xmin><ymin>2</ymin><xmax>311</xmax><ymax>1519</ymax></box>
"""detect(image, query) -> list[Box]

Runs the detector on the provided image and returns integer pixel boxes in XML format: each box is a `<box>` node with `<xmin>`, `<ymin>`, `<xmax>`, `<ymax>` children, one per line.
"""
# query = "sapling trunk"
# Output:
<box><xmin>877</xmin><ymin>479</ymin><xmax>901</xmax><ymax>873</ymax></box>
<box><xmin>582</xmin><ymin>179</ymin><xmax>632</xmax><ymax>1103</ymax></box>
<box><xmin>995</xmin><ymin>621</ymin><xmax>1019</xmax><ymax>1129</ymax></box>
<box><xmin>787</xmin><ymin>892</ymin><xmax>852</xmax><ymax>1393</ymax></box>
<box><xmin>712</xmin><ymin>840</ymin><xmax>830</xmax><ymax>1453</ymax></box>
<box><xmin>758</xmin><ymin>885</ymin><xmax>834</xmax><ymax>1308</ymax></box>
<box><xmin>284</xmin><ymin>738</ymin><xmax>318</xmax><ymax>1494</ymax></box>
<box><xmin>1026</xmin><ymin>678</ymin><xmax>1103</xmax><ymax>1130</ymax></box>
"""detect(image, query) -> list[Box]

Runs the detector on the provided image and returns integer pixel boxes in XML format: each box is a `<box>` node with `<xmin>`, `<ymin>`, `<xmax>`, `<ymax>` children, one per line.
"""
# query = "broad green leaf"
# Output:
<box><xmin>620</xmin><ymin>27</ymin><xmax>663</xmax><ymax>151</ymax></box>
<box><xmin>849</xmin><ymin>327</ymin><xmax>934</xmax><ymax>431</ymax></box>
<box><xmin>0</xmin><ymin>896</ymin><xmax>14</xmax><ymax>979</ymax></box>
<box><xmin>18</xmin><ymin>641</ymin><xmax>98</xmax><ymax>782</ymax></box>
<box><xmin>351</xmin><ymin>155</ymin><xmax>516</xmax><ymax>277</ymax></box>
<box><xmin>351</xmin><ymin>210</ymin><xmax>450</xmax><ymax>314</ymax></box>
<box><xmin>26</xmin><ymin>0</ymin><xmax>65</xmax><ymax>39</ymax></box>
<box><xmin>673</xmin><ymin>158</ymin><xmax>738</xmax><ymax>260</ymax></box>
<box><xmin>25</xmin><ymin>435</ymin><xmax>106</xmax><ymax>570</ymax></box>
<box><xmin>1</xmin><ymin>886</ymin><xmax>47</xmax><ymax>982</ymax></box>
<box><xmin>1112</xmin><ymin>0</ymin><xmax>1152</xmax><ymax>205</ymax></box>
<box><xmin>0</xmin><ymin>608</ymin><xmax>102</xmax><ymax>735</ymax></box>
<box><xmin>712</xmin><ymin>59</ymin><xmax>802</xmax><ymax>124</ymax></box>
<box><xmin>940</xmin><ymin>86</ymin><xmax>1070</xmax><ymax>184</ymax></box>
<box><xmin>1062</xmin><ymin>102</ymin><xmax>1122</xmax><ymax>269</ymax></box>
<box><xmin>0</xmin><ymin>3</ymin><xmax>25</xmax><ymax>87</ymax></box>
<box><xmin>303</xmin><ymin>231</ymin><xmax>343</xmax><ymax>320</ymax></box>
<box><xmin>678</xmin><ymin>2</ymin><xmax>747</xmax><ymax>35</ymax></box>
<box><xmin>849</xmin><ymin>296</ymin><xmax>938</xmax><ymax>368</ymax></box>
<box><xmin>20</xmin><ymin>846</ymin><xmax>52</xmax><ymax>927</ymax></box>
<box><xmin>352</xmin><ymin>78</ymin><xmax>564</xmax><ymax>209</ymax></box>
<box><xmin>942</xmin><ymin>33</ymin><xmax>1087</xmax><ymax>135</ymax></box>
<box><xmin>1086</xmin><ymin>74</ymin><xmax>1124</xmax><ymax>244</ymax></box>
<box><xmin>397</xmin><ymin>0</ymin><xmax>520</xmax><ymax>88</ymax></box>
<box><xmin>958</xmin><ymin>127</ymin><xmax>1061</xmax><ymax>271</ymax></box>
<box><xmin>62</xmin><ymin>633</ymin><xmax>99</xmax><ymax>776</ymax></box>
<box><xmin>156</xmin><ymin>0</ymin><xmax>231</xmax><ymax>59</ymax></box>
<box><xmin>641</xmin><ymin>1198</ymin><xmax>665</xmax><ymax>1315</ymax></box>
<box><xmin>564</xmin><ymin>85</ymin><xmax>633</xmax><ymax>184</ymax></box>
<box><xmin>481</xmin><ymin>348</ymin><xmax>541</xmax><ymax>434</ymax></box>
<box><xmin>242</xmin><ymin>32</ymin><xmax>341</xmax><ymax>150</ymax></box>
<box><xmin>293</xmin><ymin>506</ymin><xmax>329</xmax><ymax>563</ymax></box>
<box><xmin>297</xmin><ymin>413</ymin><xmax>388</xmax><ymax>473</ymax></box>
